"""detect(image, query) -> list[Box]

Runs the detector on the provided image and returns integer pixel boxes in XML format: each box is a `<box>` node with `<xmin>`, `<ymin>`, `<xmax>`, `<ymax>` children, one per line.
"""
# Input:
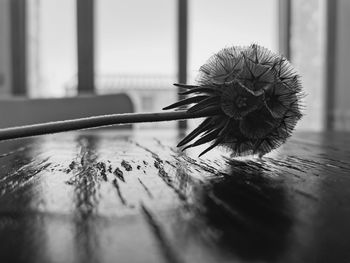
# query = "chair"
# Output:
<box><xmin>0</xmin><ymin>93</ymin><xmax>134</xmax><ymax>128</ymax></box>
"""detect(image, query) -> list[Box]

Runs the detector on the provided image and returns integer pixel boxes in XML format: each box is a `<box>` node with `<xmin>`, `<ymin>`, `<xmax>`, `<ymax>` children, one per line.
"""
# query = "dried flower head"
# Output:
<box><xmin>164</xmin><ymin>44</ymin><xmax>303</xmax><ymax>157</ymax></box>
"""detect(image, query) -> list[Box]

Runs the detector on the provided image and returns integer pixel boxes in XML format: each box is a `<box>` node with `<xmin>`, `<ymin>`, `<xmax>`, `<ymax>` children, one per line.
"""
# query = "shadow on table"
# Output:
<box><xmin>183</xmin><ymin>158</ymin><xmax>294</xmax><ymax>262</ymax></box>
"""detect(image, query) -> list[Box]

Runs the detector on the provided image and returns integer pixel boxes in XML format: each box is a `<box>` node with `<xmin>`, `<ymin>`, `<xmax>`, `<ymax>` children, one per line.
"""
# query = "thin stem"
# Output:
<box><xmin>0</xmin><ymin>108</ymin><xmax>221</xmax><ymax>142</ymax></box>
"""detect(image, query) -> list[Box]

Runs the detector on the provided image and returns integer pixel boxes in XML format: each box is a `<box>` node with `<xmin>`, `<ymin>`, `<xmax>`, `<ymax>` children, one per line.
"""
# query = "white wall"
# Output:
<box><xmin>0</xmin><ymin>0</ymin><xmax>11</xmax><ymax>97</ymax></box>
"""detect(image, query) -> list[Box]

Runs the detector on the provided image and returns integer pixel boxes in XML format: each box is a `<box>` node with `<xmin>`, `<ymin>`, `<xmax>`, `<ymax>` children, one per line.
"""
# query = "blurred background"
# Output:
<box><xmin>0</xmin><ymin>0</ymin><xmax>348</xmax><ymax>131</ymax></box>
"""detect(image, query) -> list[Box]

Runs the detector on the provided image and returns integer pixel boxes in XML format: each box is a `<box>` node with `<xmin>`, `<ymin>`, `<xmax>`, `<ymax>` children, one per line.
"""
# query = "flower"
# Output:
<box><xmin>164</xmin><ymin>44</ymin><xmax>303</xmax><ymax>157</ymax></box>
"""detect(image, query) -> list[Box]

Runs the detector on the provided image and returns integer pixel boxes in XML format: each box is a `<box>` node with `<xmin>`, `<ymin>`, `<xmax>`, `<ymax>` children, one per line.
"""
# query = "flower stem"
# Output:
<box><xmin>0</xmin><ymin>108</ymin><xmax>221</xmax><ymax>142</ymax></box>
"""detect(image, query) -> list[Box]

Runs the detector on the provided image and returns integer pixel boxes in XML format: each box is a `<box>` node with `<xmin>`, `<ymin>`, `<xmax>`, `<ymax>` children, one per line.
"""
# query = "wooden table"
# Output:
<box><xmin>0</xmin><ymin>129</ymin><xmax>350</xmax><ymax>263</ymax></box>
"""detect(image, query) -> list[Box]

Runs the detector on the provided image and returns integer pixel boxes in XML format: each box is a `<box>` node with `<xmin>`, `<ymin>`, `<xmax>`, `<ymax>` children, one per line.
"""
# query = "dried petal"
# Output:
<box><xmin>221</xmin><ymin>81</ymin><xmax>265</xmax><ymax>119</ymax></box>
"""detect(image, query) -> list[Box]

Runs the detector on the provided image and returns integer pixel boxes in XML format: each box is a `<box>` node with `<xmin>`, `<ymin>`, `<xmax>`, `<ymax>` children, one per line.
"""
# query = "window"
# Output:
<box><xmin>0</xmin><ymin>0</ymin><xmax>282</xmax><ymax>129</ymax></box>
<box><xmin>189</xmin><ymin>0</ymin><xmax>278</xmax><ymax>82</ymax></box>
<box><xmin>95</xmin><ymin>0</ymin><xmax>177</xmax><ymax>129</ymax></box>
<box><xmin>27</xmin><ymin>0</ymin><xmax>77</xmax><ymax>97</ymax></box>
<box><xmin>290</xmin><ymin>0</ymin><xmax>326</xmax><ymax>131</ymax></box>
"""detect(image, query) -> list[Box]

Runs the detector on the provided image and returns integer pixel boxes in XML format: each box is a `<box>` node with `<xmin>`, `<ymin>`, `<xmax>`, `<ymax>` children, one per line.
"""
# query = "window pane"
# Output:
<box><xmin>189</xmin><ymin>0</ymin><xmax>278</xmax><ymax>81</ymax></box>
<box><xmin>96</xmin><ymin>0</ymin><xmax>177</xmax><ymax>128</ymax></box>
<box><xmin>27</xmin><ymin>0</ymin><xmax>77</xmax><ymax>97</ymax></box>
<box><xmin>291</xmin><ymin>0</ymin><xmax>326</xmax><ymax>131</ymax></box>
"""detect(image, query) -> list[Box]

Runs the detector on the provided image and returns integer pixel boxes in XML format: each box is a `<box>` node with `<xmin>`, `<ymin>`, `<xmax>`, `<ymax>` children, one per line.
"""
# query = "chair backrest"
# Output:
<box><xmin>0</xmin><ymin>93</ymin><xmax>134</xmax><ymax>128</ymax></box>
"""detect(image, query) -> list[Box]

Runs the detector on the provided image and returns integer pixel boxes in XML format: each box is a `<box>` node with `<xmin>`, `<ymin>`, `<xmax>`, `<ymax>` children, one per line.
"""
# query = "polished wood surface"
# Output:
<box><xmin>0</xmin><ymin>130</ymin><xmax>350</xmax><ymax>263</ymax></box>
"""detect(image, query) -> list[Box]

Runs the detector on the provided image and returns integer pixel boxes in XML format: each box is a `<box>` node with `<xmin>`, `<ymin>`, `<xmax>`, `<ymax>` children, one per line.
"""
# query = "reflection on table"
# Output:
<box><xmin>0</xmin><ymin>130</ymin><xmax>350</xmax><ymax>263</ymax></box>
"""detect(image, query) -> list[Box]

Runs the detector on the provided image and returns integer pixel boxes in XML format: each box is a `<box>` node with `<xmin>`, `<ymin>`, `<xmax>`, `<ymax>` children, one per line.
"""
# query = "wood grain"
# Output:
<box><xmin>0</xmin><ymin>130</ymin><xmax>350</xmax><ymax>263</ymax></box>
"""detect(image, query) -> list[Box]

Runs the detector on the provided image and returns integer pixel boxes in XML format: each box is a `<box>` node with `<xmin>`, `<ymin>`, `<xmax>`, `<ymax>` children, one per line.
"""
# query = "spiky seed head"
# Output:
<box><xmin>164</xmin><ymin>44</ymin><xmax>304</xmax><ymax>157</ymax></box>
